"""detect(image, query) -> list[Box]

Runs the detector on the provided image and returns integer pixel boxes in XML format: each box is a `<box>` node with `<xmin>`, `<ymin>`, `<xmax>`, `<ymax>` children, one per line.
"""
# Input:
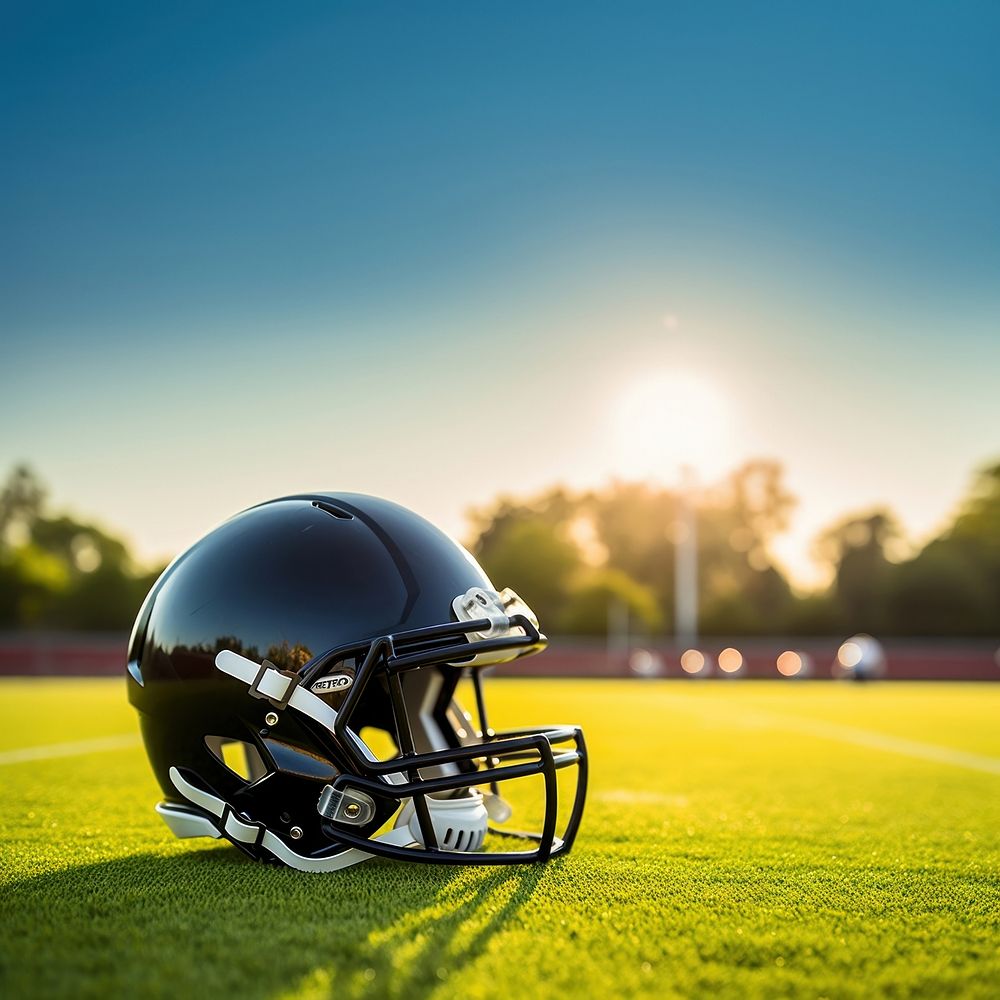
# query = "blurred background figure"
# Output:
<box><xmin>833</xmin><ymin>635</ymin><xmax>888</xmax><ymax>682</ymax></box>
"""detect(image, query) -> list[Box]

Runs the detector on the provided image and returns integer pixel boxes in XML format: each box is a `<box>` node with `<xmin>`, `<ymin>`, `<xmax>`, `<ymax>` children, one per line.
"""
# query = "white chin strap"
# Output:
<box><xmin>164</xmin><ymin>767</ymin><xmax>415</xmax><ymax>873</ymax></box>
<box><xmin>163</xmin><ymin>649</ymin><xmax>495</xmax><ymax>871</ymax></box>
<box><xmin>214</xmin><ymin>649</ymin><xmax>401</xmax><ymax>778</ymax></box>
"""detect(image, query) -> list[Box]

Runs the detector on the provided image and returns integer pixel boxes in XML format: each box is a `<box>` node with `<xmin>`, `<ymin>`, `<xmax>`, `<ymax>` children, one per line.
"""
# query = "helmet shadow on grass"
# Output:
<box><xmin>3</xmin><ymin>843</ymin><xmax>550</xmax><ymax>1000</ymax></box>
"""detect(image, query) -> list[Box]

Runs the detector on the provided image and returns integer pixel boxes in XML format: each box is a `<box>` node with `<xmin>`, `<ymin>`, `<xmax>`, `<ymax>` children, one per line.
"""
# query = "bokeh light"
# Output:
<box><xmin>680</xmin><ymin>649</ymin><xmax>706</xmax><ymax>675</ymax></box>
<box><xmin>717</xmin><ymin>647</ymin><xmax>744</xmax><ymax>674</ymax></box>
<box><xmin>629</xmin><ymin>649</ymin><xmax>662</xmax><ymax>677</ymax></box>
<box><xmin>836</xmin><ymin>641</ymin><xmax>863</xmax><ymax>669</ymax></box>
<box><xmin>777</xmin><ymin>651</ymin><xmax>803</xmax><ymax>677</ymax></box>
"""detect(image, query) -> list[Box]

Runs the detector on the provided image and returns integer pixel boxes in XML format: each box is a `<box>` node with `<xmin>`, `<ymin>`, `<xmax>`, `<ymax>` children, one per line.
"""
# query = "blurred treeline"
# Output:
<box><xmin>1</xmin><ymin>460</ymin><xmax>998</xmax><ymax>636</ymax></box>
<box><xmin>468</xmin><ymin>459</ymin><xmax>1000</xmax><ymax>637</ymax></box>
<box><xmin>0</xmin><ymin>466</ymin><xmax>163</xmax><ymax>631</ymax></box>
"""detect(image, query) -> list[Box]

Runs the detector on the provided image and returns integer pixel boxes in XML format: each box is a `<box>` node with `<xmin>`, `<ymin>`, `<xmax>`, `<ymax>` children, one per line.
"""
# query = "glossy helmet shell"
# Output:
<box><xmin>127</xmin><ymin>493</ymin><xmax>497</xmax><ymax>856</ymax></box>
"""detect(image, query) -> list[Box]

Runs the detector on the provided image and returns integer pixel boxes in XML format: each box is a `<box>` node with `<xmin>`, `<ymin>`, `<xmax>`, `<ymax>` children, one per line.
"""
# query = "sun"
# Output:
<box><xmin>612</xmin><ymin>369</ymin><xmax>731</xmax><ymax>481</ymax></box>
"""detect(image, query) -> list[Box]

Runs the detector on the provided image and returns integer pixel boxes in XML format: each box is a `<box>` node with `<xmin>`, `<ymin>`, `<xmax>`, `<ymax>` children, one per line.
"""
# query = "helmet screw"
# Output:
<box><xmin>265</xmin><ymin>711</ymin><xmax>279</xmax><ymax>726</ymax></box>
<box><xmin>289</xmin><ymin>826</ymin><xmax>303</xmax><ymax>840</ymax></box>
<box><xmin>344</xmin><ymin>802</ymin><xmax>362</xmax><ymax>819</ymax></box>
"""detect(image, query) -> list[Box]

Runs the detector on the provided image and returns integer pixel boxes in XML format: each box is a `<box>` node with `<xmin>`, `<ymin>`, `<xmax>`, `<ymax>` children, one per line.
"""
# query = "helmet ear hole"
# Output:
<box><xmin>356</xmin><ymin>726</ymin><xmax>399</xmax><ymax>762</ymax></box>
<box><xmin>204</xmin><ymin>736</ymin><xmax>268</xmax><ymax>782</ymax></box>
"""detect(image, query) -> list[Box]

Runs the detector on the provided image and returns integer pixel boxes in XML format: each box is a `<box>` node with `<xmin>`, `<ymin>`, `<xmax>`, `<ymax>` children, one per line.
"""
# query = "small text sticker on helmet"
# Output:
<box><xmin>310</xmin><ymin>674</ymin><xmax>354</xmax><ymax>694</ymax></box>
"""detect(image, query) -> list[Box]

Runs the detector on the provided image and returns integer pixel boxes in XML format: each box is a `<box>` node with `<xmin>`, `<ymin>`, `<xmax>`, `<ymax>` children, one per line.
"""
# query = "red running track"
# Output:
<box><xmin>0</xmin><ymin>634</ymin><xmax>997</xmax><ymax>680</ymax></box>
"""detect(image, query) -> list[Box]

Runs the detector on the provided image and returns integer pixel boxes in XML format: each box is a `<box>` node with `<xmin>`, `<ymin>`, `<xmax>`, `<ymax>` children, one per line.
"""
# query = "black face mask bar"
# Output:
<box><xmin>296</xmin><ymin>613</ymin><xmax>588</xmax><ymax>865</ymax></box>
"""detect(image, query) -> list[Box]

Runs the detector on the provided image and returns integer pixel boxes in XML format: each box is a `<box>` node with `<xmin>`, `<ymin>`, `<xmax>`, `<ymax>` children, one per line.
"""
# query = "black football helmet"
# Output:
<box><xmin>127</xmin><ymin>494</ymin><xmax>587</xmax><ymax>872</ymax></box>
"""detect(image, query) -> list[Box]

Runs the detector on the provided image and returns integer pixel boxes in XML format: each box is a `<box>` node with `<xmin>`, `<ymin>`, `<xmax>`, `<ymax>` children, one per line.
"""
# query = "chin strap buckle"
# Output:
<box><xmin>317</xmin><ymin>785</ymin><xmax>377</xmax><ymax>826</ymax></box>
<box><xmin>167</xmin><ymin>766</ymin><xmax>415</xmax><ymax>874</ymax></box>
<box><xmin>247</xmin><ymin>659</ymin><xmax>299</xmax><ymax>710</ymax></box>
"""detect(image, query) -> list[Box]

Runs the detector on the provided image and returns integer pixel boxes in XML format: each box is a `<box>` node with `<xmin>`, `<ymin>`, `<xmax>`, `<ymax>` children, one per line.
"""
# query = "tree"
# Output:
<box><xmin>697</xmin><ymin>462</ymin><xmax>798</xmax><ymax>634</ymax></box>
<box><xmin>947</xmin><ymin>462</ymin><xmax>1000</xmax><ymax>605</ymax></box>
<box><xmin>0</xmin><ymin>464</ymin><xmax>46</xmax><ymax>546</ymax></box>
<box><xmin>0</xmin><ymin>464</ymin><xmax>163</xmax><ymax>631</ymax></box>
<box><xmin>888</xmin><ymin>540</ymin><xmax>993</xmax><ymax>636</ymax></box>
<box><xmin>950</xmin><ymin>462</ymin><xmax>1000</xmax><ymax>551</ymax></box>
<box><xmin>0</xmin><ymin>543</ymin><xmax>71</xmax><ymax>627</ymax></box>
<box><xmin>558</xmin><ymin>568</ymin><xmax>662</xmax><ymax>636</ymax></box>
<box><xmin>815</xmin><ymin>508</ymin><xmax>899</xmax><ymax>633</ymax></box>
<box><xmin>469</xmin><ymin>492</ymin><xmax>583</xmax><ymax>625</ymax></box>
<box><xmin>586</xmin><ymin>482</ymin><xmax>678</xmax><ymax>629</ymax></box>
<box><xmin>470</xmin><ymin>463</ymin><xmax>803</xmax><ymax>637</ymax></box>
<box><xmin>884</xmin><ymin>463</ymin><xmax>1000</xmax><ymax>635</ymax></box>
<box><xmin>726</xmin><ymin>460</ymin><xmax>796</xmax><ymax>543</ymax></box>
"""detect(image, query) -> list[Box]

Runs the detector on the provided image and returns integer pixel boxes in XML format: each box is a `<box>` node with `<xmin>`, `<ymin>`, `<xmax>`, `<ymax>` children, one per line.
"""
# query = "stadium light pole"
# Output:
<box><xmin>674</xmin><ymin>464</ymin><xmax>698</xmax><ymax>647</ymax></box>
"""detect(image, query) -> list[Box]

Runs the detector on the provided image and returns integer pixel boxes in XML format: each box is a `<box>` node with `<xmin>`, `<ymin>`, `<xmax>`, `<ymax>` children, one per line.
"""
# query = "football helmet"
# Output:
<box><xmin>127</xmin><ymin>494</ymin><xmax>587</xmax><ymax>872</ymax></box>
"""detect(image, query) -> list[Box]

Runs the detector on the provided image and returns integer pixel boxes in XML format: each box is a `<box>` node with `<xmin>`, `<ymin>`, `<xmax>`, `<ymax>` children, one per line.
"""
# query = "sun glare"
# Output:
<box><xmin>612</xmin><ymin>370</ymin><xmax>730</xmax><ymax>481</ymax></box>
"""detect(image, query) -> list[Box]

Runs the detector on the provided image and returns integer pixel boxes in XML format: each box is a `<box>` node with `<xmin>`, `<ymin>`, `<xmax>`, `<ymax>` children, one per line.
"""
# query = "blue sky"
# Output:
<box><xmin>2</xmin><ymin>2</ymin><xmax>998</xmax><ymax>585</ymax></box>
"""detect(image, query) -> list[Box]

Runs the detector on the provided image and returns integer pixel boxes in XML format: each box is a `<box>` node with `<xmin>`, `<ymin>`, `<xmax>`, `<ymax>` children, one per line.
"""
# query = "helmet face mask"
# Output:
<box><xmin>128</xmin><ymin>494</ymin><xmax>588</xmax><ymax>873</ymax></box>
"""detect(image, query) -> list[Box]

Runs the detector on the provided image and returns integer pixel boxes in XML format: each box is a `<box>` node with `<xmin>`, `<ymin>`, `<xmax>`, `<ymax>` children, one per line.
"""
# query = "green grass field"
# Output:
<box><xmin>1</xmin><ymin>678</ymin><xmax>998</xmax><ymax>999</ymax></box>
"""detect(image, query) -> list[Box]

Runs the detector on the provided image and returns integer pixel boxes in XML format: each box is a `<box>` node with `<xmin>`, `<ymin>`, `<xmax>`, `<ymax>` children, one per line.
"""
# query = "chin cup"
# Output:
<box><xmin>396</xmin><ymin>791</ymin><xmax>490</xmax><ymax>852</ymax></box>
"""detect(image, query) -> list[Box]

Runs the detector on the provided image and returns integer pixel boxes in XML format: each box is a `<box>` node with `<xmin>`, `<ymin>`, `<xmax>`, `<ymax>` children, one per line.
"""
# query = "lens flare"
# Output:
<box><xmin>629</xmin><ymin>649</ymin><xmax>662</xmax><ymax>677</ymax></box>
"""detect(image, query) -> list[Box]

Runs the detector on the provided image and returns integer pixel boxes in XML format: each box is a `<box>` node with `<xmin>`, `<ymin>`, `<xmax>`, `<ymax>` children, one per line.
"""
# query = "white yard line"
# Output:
<box><xmin>667</xmin><ymin>693</ymin><xmax>1000</xmax><ymax>776</ymax></box>
<box><xmin>774</xmin><ymin>716</ymin><xmax>1000</xmax><ymax>776</ymax></box>
<box><xmin>0</xmin><ymin>733</ymin><xmax>141</xmax><ymax>766</ymax></box>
